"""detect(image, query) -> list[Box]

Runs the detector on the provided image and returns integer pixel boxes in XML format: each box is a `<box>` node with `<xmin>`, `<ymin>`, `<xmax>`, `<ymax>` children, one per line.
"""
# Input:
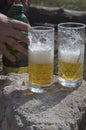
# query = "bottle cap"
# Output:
<box><xmin>11</xmin><ymin>3</ymin><xmax>24</xmax><ymax>12</ymax></box>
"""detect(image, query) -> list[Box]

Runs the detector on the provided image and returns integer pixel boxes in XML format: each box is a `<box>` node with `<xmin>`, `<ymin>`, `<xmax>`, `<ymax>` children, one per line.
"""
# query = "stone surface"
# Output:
<box><xmin>0</xmin><ymin>73</ymin><xmax>86</xmax><ymax>130</ymax></box>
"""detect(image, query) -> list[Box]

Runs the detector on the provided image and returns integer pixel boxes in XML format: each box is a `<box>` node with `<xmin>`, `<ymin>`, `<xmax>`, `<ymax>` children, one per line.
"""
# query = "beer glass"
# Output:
<box><xmin>28</xmin><ymin>26</ymin><xmax>54</xmax><ymax>93</ymax></box>
<box><xmin>58</xmin><ymin>22</ymin><xmax>85</xmax><ymax>88</ymax></box>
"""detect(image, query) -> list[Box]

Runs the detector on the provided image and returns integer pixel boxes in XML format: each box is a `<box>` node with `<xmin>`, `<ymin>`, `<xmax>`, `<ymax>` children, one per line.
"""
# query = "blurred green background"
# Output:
<box><xmin>32</xmin><ymin>0</ymin><xmax>86</xmax><ymax>11</ymax></box>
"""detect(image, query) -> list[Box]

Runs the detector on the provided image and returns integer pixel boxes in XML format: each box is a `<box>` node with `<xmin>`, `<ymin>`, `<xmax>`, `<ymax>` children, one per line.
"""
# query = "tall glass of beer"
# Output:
<box><xmin>58</xmin><ymin>22</ymin><xmax>85</xmax><ymax>88</ymax></box>
<box><xmin>28</xmin><ymin>26</ymin><xmax>54</xmax><ymax>93</ymax></box>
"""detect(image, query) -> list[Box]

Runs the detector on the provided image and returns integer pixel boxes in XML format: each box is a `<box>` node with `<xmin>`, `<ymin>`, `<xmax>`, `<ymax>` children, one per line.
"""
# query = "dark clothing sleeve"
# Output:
<box><xmin>0</xmin><ymin>0</ymin><xmax>12</xmax><ymax>14</ymax></box>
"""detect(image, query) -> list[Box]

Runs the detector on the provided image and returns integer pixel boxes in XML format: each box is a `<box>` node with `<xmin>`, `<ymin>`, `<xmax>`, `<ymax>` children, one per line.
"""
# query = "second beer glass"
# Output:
<box><xmin>28</xmin><ymin>26</ymin><xmax>54</xmax><ymax>93</ymax></box>
<box><xmin>58</xmin><ymin>22</ymin><xmax>85</xmax><ymax>88</ymax></box>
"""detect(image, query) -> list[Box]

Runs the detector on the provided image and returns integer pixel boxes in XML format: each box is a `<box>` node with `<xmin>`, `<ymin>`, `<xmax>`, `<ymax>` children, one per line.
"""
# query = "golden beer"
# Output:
<box><xmin>58</xmin><ymin>47</ymin><xmax>84</xmax><ymax>81</ymax></box>
<box><xmin>58</xmin><ymin>60</ymin><xmax>83</xmax><ymax>81</ymax></box>
<box><xmin>29</xmin><ymin>62</ymin><xmax>53</xmax><ymax>84</ymax></box>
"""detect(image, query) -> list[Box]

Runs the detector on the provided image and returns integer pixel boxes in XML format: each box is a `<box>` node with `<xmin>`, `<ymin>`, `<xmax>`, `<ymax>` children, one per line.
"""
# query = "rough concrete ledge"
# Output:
<box><xmin>0</xmin><ymin>73</ymin><xmax>86</xmax><ymax>130</ymax></box>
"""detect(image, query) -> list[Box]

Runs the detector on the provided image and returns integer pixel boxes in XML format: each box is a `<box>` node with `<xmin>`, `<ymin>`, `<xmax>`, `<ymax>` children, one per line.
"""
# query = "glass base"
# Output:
<box><xmin>58</xmin><ymin>77</ymin><xmax>82</xmax><ymax>88</ymax></box>
<box><xmin>28</xmin><ymin>82</ymin><xmax>53</xmax><ymax>93</ymax></box>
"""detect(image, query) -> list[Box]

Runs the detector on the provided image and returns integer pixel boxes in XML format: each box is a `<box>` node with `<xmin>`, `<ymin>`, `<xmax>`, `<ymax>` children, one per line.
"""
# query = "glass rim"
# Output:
<box><xmin>29</xmin><ymin>26</ymin><xmax>54</xmax><ymax>32</ymax></box>
<box><xmin>58</xmin><ymin>22</ymin><xmax>86</xmax><ymax>29</ymax></box>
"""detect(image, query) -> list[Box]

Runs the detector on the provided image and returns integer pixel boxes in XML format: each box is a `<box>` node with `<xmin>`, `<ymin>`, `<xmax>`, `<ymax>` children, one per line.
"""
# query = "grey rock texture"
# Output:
<box><xmin>26</xmin><ymin>5</ymin><xmax>86</xmax><ymax>25</ymax></box>
<box><xmin>0</xmin><ymin>73</ymin><xmax>86</xmax><ymax>130</ymax></box>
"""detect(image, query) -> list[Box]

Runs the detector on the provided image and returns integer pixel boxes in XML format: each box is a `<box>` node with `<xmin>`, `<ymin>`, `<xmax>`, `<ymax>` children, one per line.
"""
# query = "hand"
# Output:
<box><xmin>0</xmin><ymin>13</ymin><xmax>30</xmax><ymax>62</ymax></box>
<box><xmin>20</xmin><ymin>0</ymin><xmax>32</xmax><ymax>11</ymax></box>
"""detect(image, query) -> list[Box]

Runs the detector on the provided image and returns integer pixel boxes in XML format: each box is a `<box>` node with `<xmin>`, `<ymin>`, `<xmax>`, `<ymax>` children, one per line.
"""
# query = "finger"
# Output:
<box><xmin>7</xmin><ymin>0</ymin><xmax>14</xmax><ymax>4</ymax></box>
<box><xmin>10</xmin><ymin>29</ymin><xmax>28</xmax><ymax>44</ymax></box>
<box><xmin>21</xmin><ymin>0</ymin><xmax>28</xmax><ymax>11</ymax></box>
<box><xmin>0</xmin><ymin>44</ymin><xmax>16</xmax><ymax>62</ymax></box>
<box><xmin>10</xmin><ymin>19</ymin><xmax>30</xmax><ymax>32</ymax></box>
<box><xmin>6</xmin><ymin>37</ymin><xmax>28</xmax><ymax>56</ymax></box>
<box><xmin>28</xmin><ymin>0</ymin><xmax>32</xmax><ymax>7</ymax></box>
<box><xmin>14</xmin><ymin>0</ymin><xmax>21</xmax><ymax>3</ymax></box>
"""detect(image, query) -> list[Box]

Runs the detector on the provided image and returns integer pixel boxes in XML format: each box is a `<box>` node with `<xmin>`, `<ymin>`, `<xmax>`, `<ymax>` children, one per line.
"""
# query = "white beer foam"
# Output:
<box><xmin>59</xmin><ymin>48</ymin><xmax>84</xmax><ymax>63</ymax></box>
<box><xmin>29</xmin><ymin>44</ymin><xmax>53</xmax><ymax>64</ymax></box>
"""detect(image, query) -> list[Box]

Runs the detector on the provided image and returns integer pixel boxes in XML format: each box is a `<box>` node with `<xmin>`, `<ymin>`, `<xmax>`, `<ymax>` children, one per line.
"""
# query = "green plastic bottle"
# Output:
<box><xmin>3</xmin><ymin>3</ymin><xmax>29</xmax><ymax>74</ymax></box>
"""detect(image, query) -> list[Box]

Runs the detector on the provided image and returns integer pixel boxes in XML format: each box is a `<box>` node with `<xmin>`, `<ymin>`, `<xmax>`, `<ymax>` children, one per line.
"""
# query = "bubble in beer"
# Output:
<box><xmin>58</xmin><ymin>47</ymin><xmax>84</xmax><ymax>63</ymax></box>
